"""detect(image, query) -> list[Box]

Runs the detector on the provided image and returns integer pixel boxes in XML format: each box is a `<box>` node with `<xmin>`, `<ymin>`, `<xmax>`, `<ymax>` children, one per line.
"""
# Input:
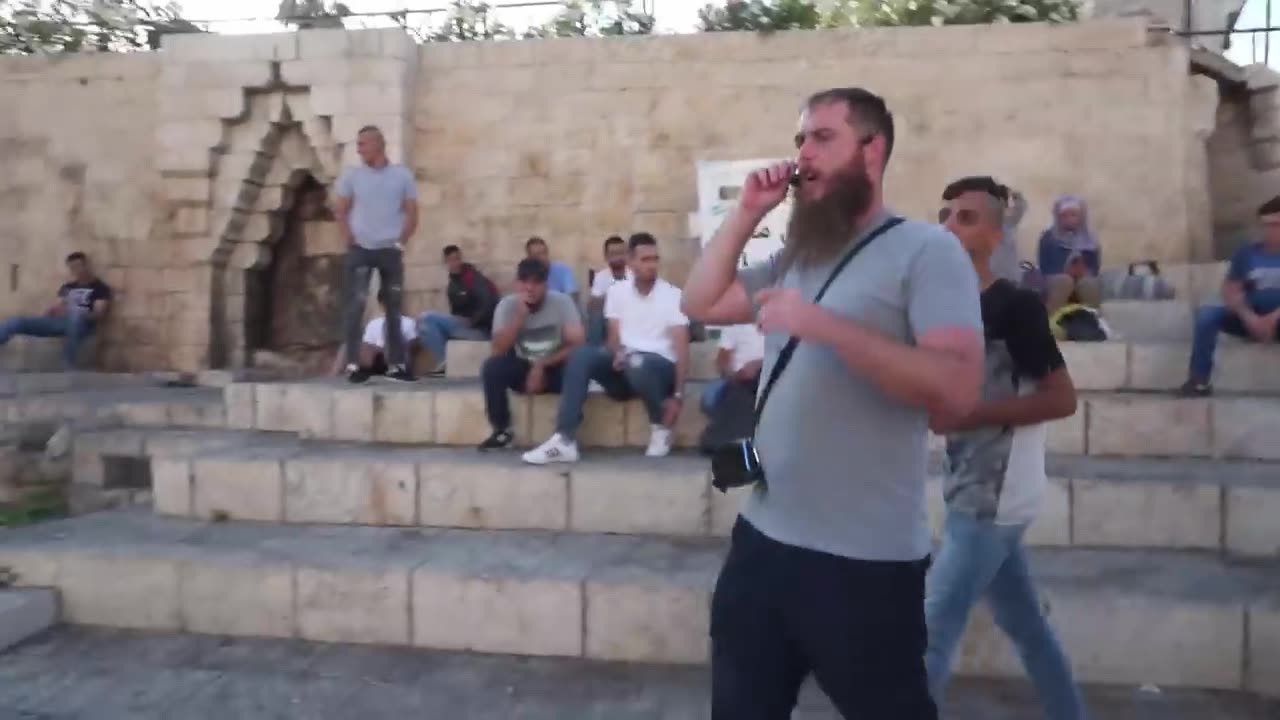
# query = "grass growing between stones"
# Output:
<box><xmin>0</xmin><ymin>487</ymin><xmax>67</xmax><ymax>527</ymax></box>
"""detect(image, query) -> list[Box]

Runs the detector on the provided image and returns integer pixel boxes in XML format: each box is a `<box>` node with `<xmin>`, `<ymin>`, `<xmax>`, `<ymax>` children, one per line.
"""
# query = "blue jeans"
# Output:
<box><xmin>585</xmin><ymin>307</ymin><xmax>608</xmax><ymax>346</ymax></box>
<box><xmin>554</xmin><ymin>345</ymin><xmax>674</xmax><ymax>440</ymax></box>
<box><xmin>1187</xmin><ymin>303</ymin><xmax>1280</xmax><ymax>382</ymax></box>
<box><xmin>925</xmin><ymin>510</ymin><xmax>1086</xmax><ymax>720</ymax></box>
<box><xmin>701</xmin><ymin>378</ymin><xmax>727</xmax><ymax>415</ymax></box>
<box><xmin>0</xmin><ymin>314</ymin><xmax>94</xmax><ymax>369</ymax></box>
<box><xmin>417</xmin><ymin>312</ymin><xmax>488</xmax><ymax>368</ymax></box>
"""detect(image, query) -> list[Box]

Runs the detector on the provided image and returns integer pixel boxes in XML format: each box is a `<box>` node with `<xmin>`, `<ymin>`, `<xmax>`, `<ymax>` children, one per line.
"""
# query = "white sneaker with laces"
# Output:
<box><xmin>521</xmin><ymin>433</ymin><xmax>580</xmax><ymax>465</ymax></box>
<box><xmin>645</xmin><ymin>425</ymin><xmax>673</xmax><ymax>458</ymax></box>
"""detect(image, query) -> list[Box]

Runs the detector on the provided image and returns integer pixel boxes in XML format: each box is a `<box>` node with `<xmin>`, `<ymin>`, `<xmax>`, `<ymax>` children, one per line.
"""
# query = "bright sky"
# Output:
<box><xmin>178</xmin><ymin>0</ymin><xmax>1278</xmax><ymax>67</ymax></box>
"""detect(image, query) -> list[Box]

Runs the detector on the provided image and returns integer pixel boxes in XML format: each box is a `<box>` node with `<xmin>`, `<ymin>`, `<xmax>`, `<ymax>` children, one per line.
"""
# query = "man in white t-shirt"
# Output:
<box><xmin>586</xmin><ymin>235</ymin><xmax>632</xmax><ymax>344</ymax></box>
<box><xmin>329</xmin><ymin>289</ymin><xmax>419</xmax><ymax>381</ymax></box>
<box><xmin>701</xmin><ymin>323</ymin><xmax>765</xmax><ymax>415</ymax></box>
<box><xmin>523</xmin><ymin>233</ymin><xmax>690</xmax><ymax>463</ymax></box>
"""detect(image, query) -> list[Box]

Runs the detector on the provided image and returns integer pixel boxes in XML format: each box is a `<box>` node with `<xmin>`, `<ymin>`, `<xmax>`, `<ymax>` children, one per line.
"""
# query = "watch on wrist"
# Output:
<box><xmin>673</xmin><ymin>391</ymin><xmax>684</xmax><ymax>401</ymax></box>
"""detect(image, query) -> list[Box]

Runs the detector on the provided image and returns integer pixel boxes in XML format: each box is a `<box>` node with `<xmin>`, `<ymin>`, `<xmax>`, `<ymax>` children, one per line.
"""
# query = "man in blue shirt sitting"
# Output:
<box><xmin>1182</xmin><ymin>195</ymin><xmax>1280</xmax><ymax>396</ymax></box>
<box><xmin>526</xmin><ymin>237</ymin><xmax>579</xmax><ymax>304</ymax></box>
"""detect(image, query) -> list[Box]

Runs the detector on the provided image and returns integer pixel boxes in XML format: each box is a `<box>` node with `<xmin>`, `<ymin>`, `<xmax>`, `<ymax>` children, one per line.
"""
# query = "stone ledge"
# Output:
<box><xmin>0</xmin><ymin>512</ymin><xmax>1274</xmax><ymax>690</ymax></box>
<box><xmin>0</xmin><ymin>588</ymin><xmax>58</xmax><ymax>652</ymax></box>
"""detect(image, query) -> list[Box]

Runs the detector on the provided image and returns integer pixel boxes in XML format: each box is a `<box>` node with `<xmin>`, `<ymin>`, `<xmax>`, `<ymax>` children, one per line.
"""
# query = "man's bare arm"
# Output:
<box><xmin>90</xmin><ymin>299</ymin><xmax>110</xmax><ymax>320</ymax></box>
<box><xmin>670</xmin><ymin>325</ymin><xmax>690</xmax><ymax>392</ymax></box>
<box><xmin>682</xmin><ymin>207</ymin><xmax>761</xmax><ymax>325</ymax></box>
<box><xmin>606</xmin><ymin>318</ymin><xmax>623</xmax><ymax>354</ymax></box>
<box><xmin>334</xmin><ymin>195</ymin><xmax>355</xmax><ymax>245</ymax></box>
<box><xmin>937</xmin><ymin>368</ymin><xmax>1075</xmax><ymax>433</ymax></box>
<box><xmin>1223</xmin><ymin>279</ymin><xmax>1256</xmax><ymax>320</ymax></box>
<box><xmin>715</xmin><ymin>348</ymin><xmax>732</xmax><ymax>378</ymax></box>
<box><xmin>805</xmin><ymin>311</ymin><xmax>984</xmax><ymax>419</ymax></box>
<box><xmin>399</xmin><ymin>199</ymin><xmax>419</xmax><ymax>246</ymax></box>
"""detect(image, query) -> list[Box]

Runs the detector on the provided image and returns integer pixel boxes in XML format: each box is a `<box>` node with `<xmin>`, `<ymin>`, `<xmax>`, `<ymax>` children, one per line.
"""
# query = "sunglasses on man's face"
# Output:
<box><xmin>937</xmin><ymin>207</ymin><xmax>982</xmax><ymax>226</ymax></box>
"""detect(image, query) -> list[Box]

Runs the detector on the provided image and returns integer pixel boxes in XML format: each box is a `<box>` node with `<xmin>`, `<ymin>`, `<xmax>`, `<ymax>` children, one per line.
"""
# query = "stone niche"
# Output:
<box><xmin>154</xmin><ymin>28</ymin><xmax>418</xmax><ymax>372</ymax></box>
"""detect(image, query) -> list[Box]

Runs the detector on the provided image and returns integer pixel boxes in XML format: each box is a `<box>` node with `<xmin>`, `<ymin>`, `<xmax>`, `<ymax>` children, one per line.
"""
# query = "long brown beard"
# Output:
<box><xmin>780</xmin><ymin>158</ymin><xmax>874</xmax><ymax>271</ymax></box>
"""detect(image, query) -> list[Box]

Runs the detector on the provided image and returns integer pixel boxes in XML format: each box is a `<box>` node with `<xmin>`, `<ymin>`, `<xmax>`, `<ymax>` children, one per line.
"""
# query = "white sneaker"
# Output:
<box><xmin>645</xmin><ymin>425</ymin><xmax>673</xmax><ymax>458</ymax></box>
<box><xmin>588</xmin><ymin>380</ymin><xmax>604</xmax><ymax>393</ymax></box>
<box><xmin>521</xmin><ymin>433</ymin><xmax>580</xmax><ymax>465</ymax></box>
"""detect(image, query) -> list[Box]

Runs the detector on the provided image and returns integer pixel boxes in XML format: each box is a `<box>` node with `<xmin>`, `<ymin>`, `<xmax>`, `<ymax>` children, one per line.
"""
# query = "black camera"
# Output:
<box><xmin>711</xmin><ymin>438</ymin><xmax>765</xmax><ymax>493</ymax></box>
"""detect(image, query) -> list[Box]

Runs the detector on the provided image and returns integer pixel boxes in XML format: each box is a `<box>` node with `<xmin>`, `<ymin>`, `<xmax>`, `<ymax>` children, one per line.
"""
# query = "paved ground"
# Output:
<box><xmin>1</xmin><ymin>628</ymin><xmax>1274</xmax><ymax>719</ymax></box>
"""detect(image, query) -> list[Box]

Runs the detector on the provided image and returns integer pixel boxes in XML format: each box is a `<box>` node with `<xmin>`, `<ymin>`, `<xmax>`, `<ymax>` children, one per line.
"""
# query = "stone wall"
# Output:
<box><xmin>0</xmin><ymin>19</ymin><xmax>1230</xmax><ymax>372</ymax></box>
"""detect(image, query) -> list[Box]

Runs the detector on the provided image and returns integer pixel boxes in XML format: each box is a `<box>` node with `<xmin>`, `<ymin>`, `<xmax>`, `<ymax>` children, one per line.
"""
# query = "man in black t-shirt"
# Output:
<box><xmin>925</xmin><ymin>177</ymin><xmax>1087</xmax><ymax>719</ymax></box>
<box><xmin>0</xmin><ymin>252</ymin><xmax>112</xmax><ymax>369</ymax></box>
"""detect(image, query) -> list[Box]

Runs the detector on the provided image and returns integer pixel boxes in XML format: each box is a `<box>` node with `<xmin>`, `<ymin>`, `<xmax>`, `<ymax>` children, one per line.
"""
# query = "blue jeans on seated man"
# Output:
<box><xmin>0</xmin><ymin>314</ymin><xmax>95</xmax><ymax>369</ymax></box>
<box><xmin>555</xmin><ymin>345</ymin><xmax>675</xmax><ymax>439</ymax></box>
<box><xmin>586</xmin><ymin>307</ymin><xmax>607</xmax><ymax>346</ymax></box>
<box><xmin>418</xmin><ymin>312</ymin><xmax>488</xmax><ymax>371</ymax></box>
<box><xmin>482</xmin><ymin>351</ymin><xmax>564</xmax><ymax>432</ymax></box>
<box><xmin>924</xmin><ymin>510</ymin><xmax>1086</xmax><ymax>720</ymax></box>
<box><xmin>700</xmin><ymin>379</ymin><xmax>727</xmax><ymax>416</ymax></box>
<box><xmin>1188</xmin><ymin>303</ymin><xmax>1280</xmax><ymax>382</ymax></box>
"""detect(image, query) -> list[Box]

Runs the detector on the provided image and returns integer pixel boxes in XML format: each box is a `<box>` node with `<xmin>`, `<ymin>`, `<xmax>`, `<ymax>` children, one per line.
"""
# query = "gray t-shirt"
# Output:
<box><xmin>737</xmin><ymin>210</ymin><xmax>983</xmax><ymax>562</ymax></box>
<box><xmin>334</xmin><ymin>163</ymin><xmax>418</xmax><ymax>249</ymax></box>
<box><xmin>493</xmin><ymin>291</ymin><xmax>581</xmax><ymax>362</ymax></box>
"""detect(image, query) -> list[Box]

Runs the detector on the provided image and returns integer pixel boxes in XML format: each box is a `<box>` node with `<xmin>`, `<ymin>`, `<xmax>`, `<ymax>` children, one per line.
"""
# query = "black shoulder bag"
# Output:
<box><xmin>710</xmin><ymin>217</ymin><xmax>905</xmax><ymax>493</ymax></box>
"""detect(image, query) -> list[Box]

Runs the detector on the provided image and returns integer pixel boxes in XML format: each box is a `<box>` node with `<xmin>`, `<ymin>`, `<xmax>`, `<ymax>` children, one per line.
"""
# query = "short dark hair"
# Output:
<box><xmin>357</xmin><ymin>125</ymin><xmax>383</xmax><ymax>137</ymax></box>
<box><xmin>806</xmin><ymin>87</ymin><xmax>895</xmax><ymax>166</ymax></box>
<box><xmin>942</xmin><ymin>176</ymin><xmax>1008</xmax><ymax>202</ymax></box>
<box><xmin>516</xmin><ymin>258</ymin><xmax>549</xmax><ymax>282</ymax></box>
<box><xmin>66</xmin><ymin>252</ymin><xmax>87</xmax><ymax>264</ymax></box>
<box><xmin>1259</xmin><ymin>196</ymin><xmax>1280</xmax><ymax>216</ymax></box>
<box><xmin>442</xmin><ymin>245</ymin><xmax>461</xmax><ymax>257</ymax></box>
<box><xmin>525</xmin><ymin>236</ymin><xmax>547</xmax><ymax>250</ymax></box>
<box><xmin>628</xmin><ymin>232</ymin><xmax>657</xmax><ymax>252</ymax></box>
<box><xmin>603</xmin><ymin>235</ymin><xmax>624</xmax><ymax>250</ymax></box>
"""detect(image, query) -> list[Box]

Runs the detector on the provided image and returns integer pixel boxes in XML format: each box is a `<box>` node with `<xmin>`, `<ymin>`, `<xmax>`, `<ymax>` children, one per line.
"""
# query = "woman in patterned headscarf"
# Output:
<box><xmin>1038</xmin><ymin>195</ymin><xmax>1102</xmax><ymax>314</ymax></box>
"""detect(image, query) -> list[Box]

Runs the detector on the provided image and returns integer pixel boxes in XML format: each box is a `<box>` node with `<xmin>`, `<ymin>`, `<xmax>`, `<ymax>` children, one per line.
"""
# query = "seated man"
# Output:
<box><xmin>587</xmin><ymin>235</ymin><xmax>631</xmax><ymax>345</ymax></box>
<box><xmin>478</xmin><ymin>259</ymin><xmax>585</xmax><ymax>451</ymax></box>
<box><xmin>523</xmin><ymin>232</ymin><xmax>689</xmax><ymax>464</ymax></box>
<box><xmin>419</xmin><ymin>245</ymin><xmax>498</xmax><ymax>375</ymax></box>
<box><xmin>329</xmin><ymin>288</ymin><xmax>420</xmax><ymax>383</ymax></box>
<box><xmin>701</xmin><ymin>322</ymin><xmax>764</xmax><ymax>416</ymax></box>
<box><xmin>525</xmin><ymin>236</ymin><xmax>579</xmax><ymax>303</ymax></box>
<box><xmin>0</xmin><ymin>252</ymin><xmax>111</xmax><ymax>369</ymax></box>
<box><xmin>1182</xmin><ymin>195</ymin><xmax>1280</xmax><ymax>396</ymax></box>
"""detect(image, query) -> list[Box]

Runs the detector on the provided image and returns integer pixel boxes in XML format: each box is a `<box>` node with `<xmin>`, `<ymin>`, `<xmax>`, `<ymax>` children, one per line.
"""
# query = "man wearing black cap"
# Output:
<box><xmin>478</xmin><ymin>258</ymin><xmax>585</xmax><ymax>450</ymax></box>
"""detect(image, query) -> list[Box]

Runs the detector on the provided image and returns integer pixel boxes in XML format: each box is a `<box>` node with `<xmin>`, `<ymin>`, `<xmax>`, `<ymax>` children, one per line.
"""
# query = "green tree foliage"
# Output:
<box><xmin>427</xmin><ymin>0</ymin><xmax>514</xmax><ymax>41</ymax></box>
<box><xmin>526</xmin><ymin>0</ymin><xmax>655</xmax><ymax>38</ymax></box>
<box><xmin>277</xmin><ymin>0</ymin><xmax>351</xmax><ymax>31</ymax></box>
<box><xmin>0</xmin><ymin>0</ymin><xmax>201</xmax><ymax>54</ymax></box>
<box><xmin>698</xmin><ymin>0</ymin><xmax>824</xmax><ymax>32</ymax></box>
<box><xmin>850</xmin><ymin>0</ymin><xmax>1079</xmax><ymax>26</ymax></box>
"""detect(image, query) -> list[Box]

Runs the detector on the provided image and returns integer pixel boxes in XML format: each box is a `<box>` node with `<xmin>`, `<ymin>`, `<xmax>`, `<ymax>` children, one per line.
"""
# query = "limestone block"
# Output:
<box><xmin>1225</xmin><ymin>486</ymin><xmax>1280</xmax><ymax>557</ymax></box>
<box><xmin>1072</xmin><ymin>479</ymin><xmax>1220</xmax><ymax>549</ymax></box>
<box><xmin>1216</xmin><ymin>346</ymin><xmax>1280</xmax><ymax>393</ymax></box>
<box><xmin>1023</xmin><ymin>477</ymin><xmax>1071</xmax><ymax>547</ymax></box>
<box><xmin>72</xmin><ymin>430</ymin><xmax>145</xmax><ymax>487</ymax></box>
<box><xmin>229</xmin><ymin>241</ymin><xmax>272</xmax><ymax>271</ymax></box>
<box><xmin>412</xmin><ymin>570</ymin><xmax>582</xmax><ymax>656</ymax></box>
<box><xmin>114</xmin><ymin>401</ymin><xmax>172</xmax><ymax>427</ymax></box>
<box><xmin>1100</xmin><ymin>301</ymin><xmax>1191</xmax><ymax>342</ymax></box>
<box><xmin>373</xmin><ymin>388</ymin><xmax>433</xmax><ymax>444</ymax></box>
<box><xmin>58</xmin><ymin>553</ymin><xmax>180</xmax><ymax>630</ymax></box>
<box><xmin>1052</xmin><ymin>593</ymin><xmax>1244</xmax><ymax>689</ymax></box>
<box><xmin>1247</xmin><ymin>602</ymin><xmax>1280</xmax><ymax>697</ymax></box>
<box><xmin>444</xmin><ymin>341</ymin><xmax>491</xmax><ymax>378</ymax></box>
<box><xmin>689</xmin><ymin>342</ymin><xmax>717</xmax><ymax>382</ymax></box>
<box><xmin>1060</xmin><ymin>342</ymin><xmax>1126</xmax><ymax>391</ymax></box>
<box><xmin>296</xmin><ymin>566</ymin><xmax>410</xmax><ymax>645</ymax></box>
<box><xmin>224</xmin><ymin>383</ymin><xmax>255</xmax><ymax>429</ymax></box>
<box><xmin>179</xmin><ymin>559</ymin><xmax>294</xmax><ymax>638</ymax></box>
<box><xmin>332</xmin><ymin>387</ymin><xmax>376</xmax><ymax>441</ymax></box>
<box><xmin>0</xmin><ymin>589</ymin><xmax>57</xmax><ymax>653</ymax></box>
<box><xmin>529</xmin><ymin>393</ymin><xmax>627</xmax><ymax>448</ymax></box>
<box><xmin>1126</xmin><ymin>341</ymin><xmax>1190</xmax><ymax>390</ymax></box>
<box><xmin>193</xmin><ymin>457</ymin><xmax>284</xmax><ymax>522</ymax></box>
<box><xmin>585</xmin><ymin>581</ymin><xmax>710</xmax><ymax>664</ymax></box>
<box><xmin>172</xmin><ymin>207</ymin><xmax>210</xmax><ymax>238</ymax></box>
<box><xmin>255</xmin><ymin>383</ymin><xmax>333</xmax><ymax>437</ymax></box>
<box><xmin>163</xmin><ymin>177</ymin><xmax>212</xmax><ymax>205</ymax></box>
<box><xmin>151</xmin><ymin>457</ymin><xmax>193</xmax><ymax>516</ymax></box>
<box><xmin>570</xmin><ymin>463</ymin><xmax>709</xmax><ymax>536</ymax></box>
<box><xmin>1045</xmin><ymin>411</ymin><xmax>1086</xmax><ymax>456</ymax></box>
<box><xmin>169</xmin><ymin>400</ymin><xmax>226</xmax><ymax>429</ymax></box>
<box><xmin>284</xmin><ymin>457</ymin><xmax>417</xmax><ymax>526</ymax></box>
<box><xmin>301</xmin><ymin>220</ymin><xmax>347</xmax><ymax>257</ymax></box>
<box><xmin>1086</xmin><ymin>396</ymin><xmax>1210</xmax><ymax>457</ymax></box>
<box><xmin>432</xmin><ymin>387</ymin><xmax>490</xmax><ymax>445</ymax></box>
<box><xmin>709</xmin><ymin>486</ymin><xmax>750</xmax><ymax>537</ymax></box>
<box><xmin>419</xmin><ymin>459</ymin><xmax>567</xmax><ymax>530</ymax></box>
<box><xmin>308</xmin><ymin>84</ymin><xmax>348</xmax><ymax>117</ymax></box>
<box><xmin>155</xmin><ymin>120</ymin><xmax>224</xmax><ymax>154</ymax></box>
<box><xmin>1213</xmin><ymin>398</ymin><xmax>1280</xmax><ymax>460</ymax></box>
<box><xmin>162</xmin><ymin>32</ymin><xmax>298</xmax><ymax>63</ymax></box>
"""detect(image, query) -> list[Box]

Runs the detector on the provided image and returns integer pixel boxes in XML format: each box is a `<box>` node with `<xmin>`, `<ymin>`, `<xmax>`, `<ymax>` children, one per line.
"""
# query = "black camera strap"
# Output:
<box><xmin>751</xmin><ymin>216</ymin><xmax>904</xmax><ymax>436</ymax></box>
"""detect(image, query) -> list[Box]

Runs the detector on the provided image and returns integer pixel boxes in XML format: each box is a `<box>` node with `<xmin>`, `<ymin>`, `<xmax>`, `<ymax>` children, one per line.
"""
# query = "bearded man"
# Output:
<box><xmin>682</xmin><ymin>87</ymin><xmax>985</xmax><ymax>720</ymax></box>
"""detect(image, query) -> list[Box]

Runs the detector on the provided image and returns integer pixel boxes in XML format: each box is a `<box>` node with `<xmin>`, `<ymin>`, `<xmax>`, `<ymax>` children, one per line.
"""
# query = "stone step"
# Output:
<box><xmin>1100</xmin><ymin>300</ymin><xmax>1194</xmax><ymax>342</ymax></box>
<box><xmin>0</xmin><ymin>386</ymin><xmax>225</xmax><ymax>431</ymax></box>
<box><xmin>225</xmin><ymin>379</ymin><xmax>1280</xmax><ymax>461</ymax></box>
<box><xmin>136</xmin><ymin>438</ymin><xmax>1280</xmax><ymax>558</ymax></box>
<box><xmin>0</xmin><ymin>335</ymin><xmax>98</xmax><ymax>373</ymax></box>
<box><xmin>0</xmin><ymin>371</ymin><xmax>155</xmax><ymax>398</ymax></box>
<box><xmin>0</xmin><ymin>511</ymin><xmax>1275</xmax><ymax>694</ymax></box>
<box><xmin>444</xmin><ymin>341</ymin><xmax>722</xmax><ymax>381</ymax></box>
<box><xmin>1064</xmin><ymin>340</ymin><xmax>1279</xmax><ymax>393</ymax></box>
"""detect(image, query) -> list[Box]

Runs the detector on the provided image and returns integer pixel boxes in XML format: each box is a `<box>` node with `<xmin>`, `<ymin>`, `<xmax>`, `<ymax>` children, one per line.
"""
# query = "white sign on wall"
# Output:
<box><xmin>696</xmin><ymin>158</ymin><xmax>793</xmax><ymax>268</ymax></box>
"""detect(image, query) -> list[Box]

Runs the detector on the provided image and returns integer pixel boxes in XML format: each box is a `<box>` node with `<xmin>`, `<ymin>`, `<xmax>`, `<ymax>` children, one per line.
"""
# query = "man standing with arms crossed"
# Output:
<box><xmin>334</xmin><ymin>125</ymin><xmax>419</xmax><ymax>383</ymax></box>
<box><xmin>682</xmin><ymin>87</ymin><xmax>984</xmax><ymax>719</ymax></box>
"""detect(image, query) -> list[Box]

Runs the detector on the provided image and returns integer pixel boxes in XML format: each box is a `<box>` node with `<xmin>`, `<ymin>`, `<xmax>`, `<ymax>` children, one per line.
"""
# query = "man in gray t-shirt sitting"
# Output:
<box><xmin>478</xmin><ymin>258</ymin><xmax>585</xmax><ymax>451</ymax></box>
<box><xmin>333</xmin><ymin>125</ymin><xmax>419</xmax><ymax>384</ymax></box>
<box><xmin>682</xmin><ymin>88</ymin><xmax>984</xmax><ymax>720</ymax></box>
